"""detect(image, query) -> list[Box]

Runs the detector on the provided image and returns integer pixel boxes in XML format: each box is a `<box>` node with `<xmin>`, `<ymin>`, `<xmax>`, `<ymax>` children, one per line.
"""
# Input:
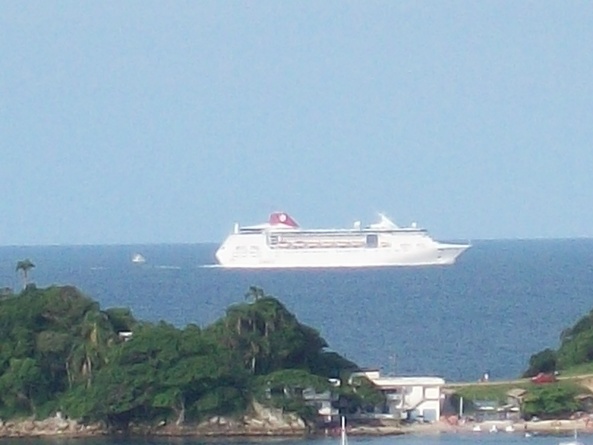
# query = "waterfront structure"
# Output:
<box><xmin>215</xmin><ymin>212</ymin><xmax>470</xmax><ymax>268</ymax></box>
<box><xmin>350</xmin><ymin>370</ymin><xmax>445</xmax><ymax>422</ymax></box>
<box><xmin>303</xmin><ymin>388</ymin><xmax>340</xmax><ymax>423</ymax></box>
<box><xmin>506</xmin><ymin>388</ymin><xmax>527</xmax><ymax>411</ymax></box>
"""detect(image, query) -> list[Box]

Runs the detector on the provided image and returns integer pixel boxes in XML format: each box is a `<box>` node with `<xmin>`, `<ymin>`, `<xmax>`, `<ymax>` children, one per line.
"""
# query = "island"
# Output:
<box><xmin>2</xmin><ymin>282</ymin><xmax>593</xmax><ymax>438</ymax></box>
<box><xmin>0</xmin><ymin>284</ymin><xmax>383</xmax><ymax>437</ymax></box>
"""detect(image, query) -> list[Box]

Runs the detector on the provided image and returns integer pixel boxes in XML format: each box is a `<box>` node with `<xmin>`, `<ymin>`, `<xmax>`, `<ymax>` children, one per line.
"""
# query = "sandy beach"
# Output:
<box><xmin>391</xmin><ymin>418</ymin><xmax>593</xmax><ymax>436</ymax></box>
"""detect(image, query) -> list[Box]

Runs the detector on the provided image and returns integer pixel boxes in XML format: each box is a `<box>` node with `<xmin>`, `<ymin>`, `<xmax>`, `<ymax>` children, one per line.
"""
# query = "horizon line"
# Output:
<box><xmin>1</xmin><ymin>236</ymin><xmax>593</xmax><ymax>249</ymax></box>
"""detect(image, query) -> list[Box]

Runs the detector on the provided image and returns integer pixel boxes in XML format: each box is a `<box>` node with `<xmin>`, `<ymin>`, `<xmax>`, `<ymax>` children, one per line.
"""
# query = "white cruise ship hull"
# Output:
<box><xmin>215</xmin><ymin>213</ymin><xmax>470</xmax><ymax>268</ymax></box>
<box><xmin>216</xmin><ymin>243</ymin><xmax>468</xmax><ymax>268</ymax></box>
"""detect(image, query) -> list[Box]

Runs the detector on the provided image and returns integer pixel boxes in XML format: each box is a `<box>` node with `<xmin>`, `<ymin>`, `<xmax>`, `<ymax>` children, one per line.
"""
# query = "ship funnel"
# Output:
<box><xmin>269</xmin><ymin>212</ymin><xmax>299</xmax><ymax>228</ymax></box>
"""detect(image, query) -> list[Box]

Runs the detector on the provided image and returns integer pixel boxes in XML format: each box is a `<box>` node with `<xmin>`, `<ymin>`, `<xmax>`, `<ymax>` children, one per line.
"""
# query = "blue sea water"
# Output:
<box><xmin>2</xmin><ymin>240</ymin><xmax>593</xmax><ymax>445</ymax></box>
<box><xmin>2</xmin><ymin>239</ymin><xmax>593</xmax><ymax>384</ymax></box>
<box><xmin>0</xmin><ymin>431</ymin><xmax>590</xmax><ymax>445</ymax></box>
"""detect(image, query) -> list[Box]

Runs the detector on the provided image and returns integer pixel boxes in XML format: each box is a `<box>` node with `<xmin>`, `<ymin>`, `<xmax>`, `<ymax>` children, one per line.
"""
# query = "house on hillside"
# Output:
<box><xmin>575</xmin><ymin>394</ymin><xmax>593</xmax><ymax>413</ymax></box>
<box><xmin>472</xmin><ymin>398</ymin><xmax>521</xmax><ymax>422</ymax></box>
<box><xmin>302</xmin><ymin>387</ymin><xmax>340</xmax><ymax>424</ymax></box>
<box><xmin>507</xmin><ymin>388</ymin><xmax>527</xmax><ymax>412</ymax></box>
<box><xmin>473</xmin><ymin>400</ymin><xmax>503</xmax><ymax>421</ymax></box>
<box><xmin>349</xmin><ymin>369</ymin><xmax>445</xmax><ymax>422</ymax></box>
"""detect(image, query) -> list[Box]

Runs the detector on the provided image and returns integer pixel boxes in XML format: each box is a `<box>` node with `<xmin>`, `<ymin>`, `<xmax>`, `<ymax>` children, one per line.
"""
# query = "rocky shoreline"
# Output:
<box><xmin>0</xmin><ymin>418</ymin><xmax>405</xmax><ymax>439</ymax></box>
<box><xmin>3</xmin><ymin>411</ymin><xmax>593</xmax><ymax>439</ymax></box>
<box><xmin>0</xmin><ymin>402</ymin><xmax>308</xmax><ymax>439</ymax></box>
<box><xmin>0</xmin><ymin>417</ymin><xmax>104</xmax><ymax>438</ymax></box>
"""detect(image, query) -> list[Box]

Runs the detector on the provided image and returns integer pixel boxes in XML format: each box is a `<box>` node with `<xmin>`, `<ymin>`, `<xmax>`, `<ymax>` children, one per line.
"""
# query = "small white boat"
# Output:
<box><xmin>472</xmin><ymin>425</ymin><xmax>482</xmax><ymax>432</ymax></box>
<box><xmin>505</xmin><ymin>424</ymin><xmax>515</xmax><ymax>432</ymax></box>
<box><xmin>131</xmin><ymin>253</ymin><xmax>146</xmax><ymax>264</ymax></box>
<box><xmin>489</xmin><ymin>424</ymin><xmax>498</xmax><ymax>433</ymax></box>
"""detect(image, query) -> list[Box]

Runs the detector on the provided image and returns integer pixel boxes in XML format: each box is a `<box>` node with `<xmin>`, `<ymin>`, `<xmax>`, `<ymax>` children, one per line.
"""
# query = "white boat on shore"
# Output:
<box><xmin>215</xmin><ymin>212</ymin><xmax>470</xmax><ymax>268</ymax></box>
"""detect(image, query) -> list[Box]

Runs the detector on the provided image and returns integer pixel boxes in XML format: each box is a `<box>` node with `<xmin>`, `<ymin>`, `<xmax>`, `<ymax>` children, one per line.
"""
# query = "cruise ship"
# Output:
<box><xmin>215</xmin><ymin>212</ymin><xmax>470</xmax><ymax>268</ymax></box>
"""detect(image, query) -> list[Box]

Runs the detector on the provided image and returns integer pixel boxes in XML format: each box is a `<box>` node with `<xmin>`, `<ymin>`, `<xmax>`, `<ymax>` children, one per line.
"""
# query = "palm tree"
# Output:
<box><xmin>66</xmin><ymin>310</ymin><xmax>115</xmax><ymax>388</ymax></box>
<box><xmin>16</xmin><ymin>259</ymin><xmax>35</xmax><ymax>289</ymax></box>
<box><xmin>245</xmin><ymin>286</ymin><xmax>266</xmax><ymax>302</ymax></box>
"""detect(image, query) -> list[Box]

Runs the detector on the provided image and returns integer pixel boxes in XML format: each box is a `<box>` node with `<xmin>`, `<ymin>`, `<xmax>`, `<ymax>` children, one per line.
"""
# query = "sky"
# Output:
<box><xmin>1</xmin><ymin>1</ymin><xmax>592</xmax><ymax>245</ymax></box>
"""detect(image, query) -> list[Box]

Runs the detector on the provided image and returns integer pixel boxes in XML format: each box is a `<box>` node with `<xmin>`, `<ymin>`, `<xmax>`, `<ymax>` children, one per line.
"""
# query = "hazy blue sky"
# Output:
<box><xmin>1</xmin><ymin>1</ymin><xmax>592</xmax><ymax>245</ymax></box>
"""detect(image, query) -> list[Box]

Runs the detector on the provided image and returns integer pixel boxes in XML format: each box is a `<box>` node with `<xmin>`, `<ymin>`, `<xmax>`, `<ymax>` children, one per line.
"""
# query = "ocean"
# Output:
<box><xmin>2</xmin><ymin>239</ymin><xmax>593</xmax><ymax>445</ymax></box>
<box><xmin>0</xmin><ymin>430</ymin><xmax>589</xmax><ymax>445</ymax></box>
<box><xmin>1</xmin><ymin>239</ymin><xmax>593</xmax><ymax>384</ymax></box>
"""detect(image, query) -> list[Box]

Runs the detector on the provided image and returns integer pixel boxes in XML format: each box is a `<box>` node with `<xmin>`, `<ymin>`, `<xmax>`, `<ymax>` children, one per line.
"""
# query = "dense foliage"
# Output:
<box><xmin>522</xmin><ymin>383</ymin><xmax>582</xmax><ymax>420</ymax></box>
<box><xmin>524</xmin><ymin>309</ymin><xmax>593</xmax><ymax>377</ymax></box>
<box><xmin>523</xmin><ymin>348</ymin><xmax>558</xmax><ymax>378</ymax></box>
<box><xmin>453</xmin><ymin>382</ymin><xmax>586</xmax><ymax>420</ymax></box>
<box><xmin>0</xmin><ymin>285</ymin><xmax>369</xmax><ymax>428</ymax></box>
<box><xmin>514</xmin><ymin>308</ymin><xmax>593</xmax><ymax>419</ymax></box>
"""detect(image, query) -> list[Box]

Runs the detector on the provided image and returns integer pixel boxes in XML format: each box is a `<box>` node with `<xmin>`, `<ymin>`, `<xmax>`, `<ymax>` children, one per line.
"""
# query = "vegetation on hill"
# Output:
<box><xmin>524</xmin><ymin>309</ymin><xmax>593</xmax><ymax>378</ymax></box>
<box><xmin>451</xmin><ymin>380</ymin><xmax>585</xmax><ymax>420</ymax></box>
<box><xmin>0</xmin><ymin>284</ymin><xmax>372</xmax><ymax>429</ymax></box>
<box><xmin>513</xmin><ymin>310</ymin><xmax>593</xmax><ymax>418</ymax></box>
<box><xmin>450</xmin><ymin>308</ymin><xmax>593</xmax><ymax>421</ymax></box>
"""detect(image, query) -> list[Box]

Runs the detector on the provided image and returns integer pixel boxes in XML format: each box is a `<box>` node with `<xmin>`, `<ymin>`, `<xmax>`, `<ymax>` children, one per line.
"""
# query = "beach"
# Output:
<box><xmin>391</xmin><ymin>418</ymin><xmax>593</xmax><ymax>436</ymax></box>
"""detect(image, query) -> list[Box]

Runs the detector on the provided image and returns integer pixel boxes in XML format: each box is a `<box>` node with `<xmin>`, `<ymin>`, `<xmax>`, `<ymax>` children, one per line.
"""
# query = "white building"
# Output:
<box><xmin>302</xmin><ymin>389</ymin><xmax>340</xmax><ymax>423</ymax></box>
<box><xmin>351</xmin><ymin>370</ymin><xmax>445</xmax><ymax>422</ymax></box>
<box><xmin>301</xmin><ymin>378</ymin><xmax>342</xmax><ymax>424</ymax></box>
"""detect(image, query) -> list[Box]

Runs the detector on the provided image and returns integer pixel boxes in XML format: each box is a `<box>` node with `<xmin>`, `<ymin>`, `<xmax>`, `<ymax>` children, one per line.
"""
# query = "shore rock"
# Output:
<box><xmin>0</xmin><ymin>415</ymin><xmax>105</xmax><ymax>438</ymax></box>
<box><xmin>143</xmin><ymin>401</ymin><xmax>307</xmax><ymax>437</ymax></box>
<box><xmin>0</xmin><ymin>404</ymin><xmax>408</xmax><ymax>439</ymax></box>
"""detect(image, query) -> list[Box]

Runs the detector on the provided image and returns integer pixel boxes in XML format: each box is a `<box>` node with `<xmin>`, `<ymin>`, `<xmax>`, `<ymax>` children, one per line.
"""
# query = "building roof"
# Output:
<box><xmin>370</xmin><ymin>376</ymin><xmax>445</xmax><ymax>388</ymax></box>
<box><xmin>507</xmin><ymin>388</ymin><xmax>527</xmax><ymax>398</ymax></box>
<box><xmin>473</xmin><ymin>400</ymin><xmax>499</xmax><ymax>411</ymax></box>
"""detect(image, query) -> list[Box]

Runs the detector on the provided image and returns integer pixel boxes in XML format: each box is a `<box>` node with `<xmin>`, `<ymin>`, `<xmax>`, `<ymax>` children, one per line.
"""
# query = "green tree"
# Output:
<box><xmin>245</xmin><ymin>285</ymin><xmax>267</xmax><ymax>302</ymax></box>
<box><xmin>523</xmin><ymin>348</ymin><xmax>557</xmax><ymax>377</ymax></box>
<box><xmin>0</xmin><ymin>285</ymin><xmax>136</xmax><ymax>419</ymax></box>
<box><xmin>522</xmin><ymin>384</ymin><xmax>581</xmax><ymax>420</ymax></box>
<box><xmin>255</xmin><ymin>369</ymin><xmax>332</xmax><ymax>424</ymax></box>
<box><xmin>66</xmin><ymin>310</ymin><xmax>117</xmax><ymax>388</ymax></box>
<box><xmin>0</xmin><ymin>358</ymin><xmax>45</xmax><ymax>415</ymax></box>
<box><xmin>339</xmin><ymin>374</ymin><xmax>385</xmax><ymax>415</ymax></box>
<box><xmin>78</xmin><ymin>322</ymin><xmax>250</xmax><ymax>426</ymax></box>
<box><xmin>15</xmin><ymin>259</ymin><xmax>35</xmax><ymax>289</ymax></box>
<box><xmin>0</xmin><ymin>284</ymin><xmax>362</xmax><ymax>428</ymax></box>
<box><xmin>524</xmin><ymin>308</ymin><xmax>593</xmax><ymax>372</ymax></box>
<box><xmin>209</xmin><ymin>292</ymin><xmax>331</xmax><ymax>376</ymax></box>
<box><xmin>104</xmin><ymin>307</ymin><xmax>137</xmax><ymax>333</ymax></box>
<box><xmin>560</xmin><ymin>310</ymin><xmax>593</xmax><ymax>343</ymax></box>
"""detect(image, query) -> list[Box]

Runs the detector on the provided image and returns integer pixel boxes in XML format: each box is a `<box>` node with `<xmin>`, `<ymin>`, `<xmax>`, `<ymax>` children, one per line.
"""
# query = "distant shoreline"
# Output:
<box><xmin>3</xmin><ymin>417</ymin><xmax>593</xmax><ymax>439</ymax></box>
<box><xmin>399</xmin><ymin>418</ymin><xmax>593</xmax><ymax>436</ymax></box>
